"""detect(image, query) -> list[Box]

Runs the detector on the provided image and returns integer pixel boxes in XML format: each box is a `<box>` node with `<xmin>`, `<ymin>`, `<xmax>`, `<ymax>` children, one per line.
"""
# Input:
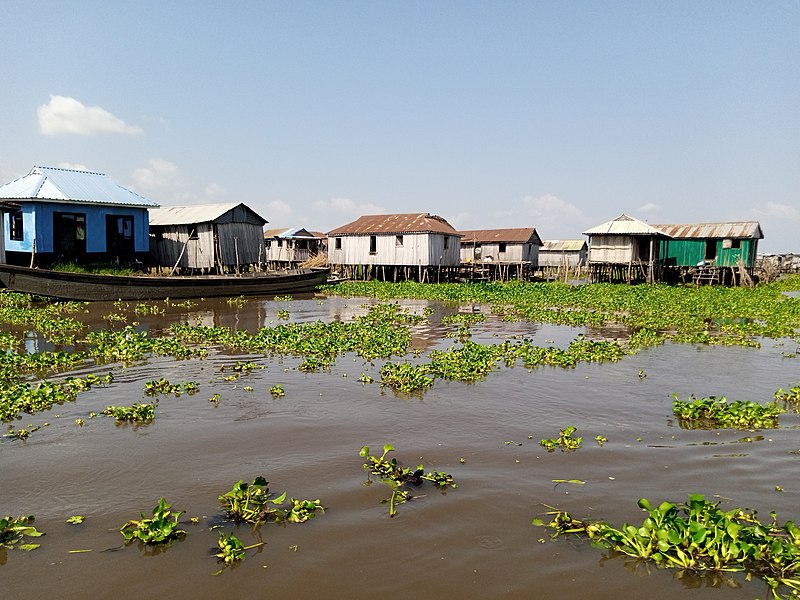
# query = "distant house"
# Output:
<box><xmin>583</xmin><ymin>214</ymin><xmax>670</xmax><ymax>283</ymax></box>
<box><xmin>263</xmin><ymin>227</ymin><xmax>323</xmax><ymax>268</ymax></box>
<box><xmin>327</xmin><ymin>213</ymin><xmax>461</xmax><ymax>281</ymax></box>
<box><xmin>149</xmin><ymin>203</ymin><xmax>267</xmax><ymax>273</ymax></box>
<box><xmin>652</xmin><ymin>222</ymin><xmax>763</xmax><ymax>270</ymax></box>
<box><xmin>539</xmin><ymin>240</ymin><xmax>588</xmax><ymax>269</ymax></box>
<box><xmin>458</xmin><ymin>228</ymin><xmax>543</xmax><ymax>266</ymax></box>
<box><xmin>0</xmin><ymin>165</ymin><xmax>159</xmax><ymax>266</ymax></box>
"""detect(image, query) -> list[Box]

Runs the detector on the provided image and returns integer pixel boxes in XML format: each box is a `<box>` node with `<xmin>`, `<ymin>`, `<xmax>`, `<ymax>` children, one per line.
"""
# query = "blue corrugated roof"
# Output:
<box><xmin>0</xmin><ymin>165</ymin><xmax>159</xmax><ymax>207</ymax></box>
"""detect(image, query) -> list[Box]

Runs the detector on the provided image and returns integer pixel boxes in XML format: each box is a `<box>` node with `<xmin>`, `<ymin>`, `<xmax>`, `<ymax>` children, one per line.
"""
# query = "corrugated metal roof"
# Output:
<box><xmin>541</xmin><ymin>239</ymin><xmax>587</xmax><ymax>252</ymax></box>
<box><xmin>582</xmin><ymin>214</ymin><xmax>669</xmax><ymax>236</ymax></box>
<box><xmin>148</xmin><ymin>203</ymin><xmax>267</xmax><ymax>226</ymax></box>
<box><xmin>264</xmin><ymin>227</ymin><xmax>317</xmax><ymax>239</ymax></box>
<box><xmin>327</xmin><ymin>213</ymin><xmax>459</xmax><ymax>236</ymax></box>
<box><xmin>0</xmin><ymin>165</ymin><xmax>159</xmax><ymax>207</ymax></box>
<box><xmin>651</xmin><ymin>222</ymin><xmax>763</xmax><ymax>240</ymax></box>
<box><xmin>459</xmin><ymin>228</ymin><xmax>543</xmax><ymax>245</ymax></box>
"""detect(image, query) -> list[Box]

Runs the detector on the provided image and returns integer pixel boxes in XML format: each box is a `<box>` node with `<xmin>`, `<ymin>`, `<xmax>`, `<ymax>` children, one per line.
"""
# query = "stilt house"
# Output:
<box><xmin>149</xmin><ymin>203</ymin><xmax>267</xmax><ymax>273</ymax></box>
<box><xmin>459</xmin><ymin>228</ymin><xmax>543</xmax><ymax>265</ymax></box>
<box><xmin>652</xmin><ymin>221</ymin><xmax>763</xmax><ymax>284</ymax></box>
<box><xmin>539</xmin><ymin>240</ymin><xmax>588</xmax><ymax>269</ymax></box>
<box><xmin>263</xmin><ymin>227</ymin><xmax>323</xmax><ymax>268</ymax></box>
<box><xmin>583</xmin><ymin>214</ymin><xmax>670</xmax><ymax>283</ymax></box>
<box><xmin>327</xmin><ymin>213</ymin><xmax>461</xmax><ymax>281</ymax></box>
<box><xmin>0</xmin><ymin>165</ymin><xmax>158</xmax><ymax>267</ymax></box>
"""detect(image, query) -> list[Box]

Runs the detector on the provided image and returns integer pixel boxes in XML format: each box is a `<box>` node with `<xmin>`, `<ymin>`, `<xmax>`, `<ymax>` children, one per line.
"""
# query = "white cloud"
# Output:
<box><xmin>637</xmin><ymin>202</ymin><xmax>661</xmax><ymax>214</ymax></box>
<box><xmin>313</xmin><ymin>197</ymin><xmax>385</xmax><ymax>216</ymax></box>
<box><xmin>522</xmin><ymin>194</ymin><xmax>583</xmax><ymax>220</ymax></box>
<box><xmin>265</xmin><ymin>199</ymin><xmax>294</xmax><ymax>223</ymax></box>
<box><xmin>756</xmin><ymin>202</ymin><xmax>800</xmax><ymax>222</ymax></box>
<box><xmin>38</xmin><ymin>95</ymin><xmax>143</xmax><ymax>136</ymax></box>
<box><xmin>57</xmin><ymin>162</ymin><xmax>90</xmax><ymax>171</ymax></box>
<box><xmin>132</xmin><ymin>159</ymin><xmax>179</xmax><ymax>192</ymax></box>
<box><xmin>205</xmin><ymin>183</ymin><xmax>225</xmax><ymax>197</ymax></box>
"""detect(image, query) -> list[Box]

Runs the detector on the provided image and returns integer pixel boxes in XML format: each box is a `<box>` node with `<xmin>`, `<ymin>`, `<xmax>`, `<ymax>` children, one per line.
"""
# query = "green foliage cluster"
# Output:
<box><xmin>85</xmin><ymin>325</ymin><xmax>208</xmax><ymax>362</ymax></box>
<box><xmin>0</xmin><ymin>515</ymin><xmax>44</xmax><ymax>551</ymax></box>
<box><xmin>775</xmin><ymin>385</ymin><xmax>800</xmax><ymax>403</ymax></box>
<box><xmin>120</xmin><ymin>498</ymin><xmax>185</xmax><ymax>545</ymax></box>
<box><xmin>360</xmin><ymin>444</ymin><xmax>456</xmax><ymax>517</ymax></box>
<box><xmin>540</xmin><ymin>426</ymin><xmax>583</xmax><ymax>451</ymax></box>
<box><xmin>218</xmin><ymin>476</ymin><xmax>324</xmax><ymax>525</ymax></box>
<box><xmin>324</xmin><ymin>277</ymin><xmax>800</xmax><ymax>343</ymax></box>
<box><xmin>538</xmin><ymin>494</ymin><xmax>800</xmax><ymax>597</ymax></box>
<box><xmin>144</xmin><ymin>378</ymin><xmax>199</xmax><ymax>397</ymax></box>
<box><xmin>102</xmin><ymin>402</ymin><xmax>156</xmax><ymax>423</ymax></box>
<box><xmin>672</xmin><ymin>394</ymin><xmax>783</xmax><ymax>429</ymax></box>
<box><xmin>0</xmin><ymin>373</ymin><xmax>113</xmax><ymax>423</ymax></box>
<box><xmin>379</xmin><ymin>336</ymin><xmax>625</xmax><ymax>393</ymax></box>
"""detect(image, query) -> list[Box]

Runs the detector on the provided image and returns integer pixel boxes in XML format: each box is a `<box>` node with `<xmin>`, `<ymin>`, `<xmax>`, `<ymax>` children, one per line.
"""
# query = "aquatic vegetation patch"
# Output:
<box><xmin>215</xmin><ymin>531</ymin><xmax>264</xmax><ymax>566</ymax></box>
<box><xmin>672</xmin><ymin>394</ymin><xmax>782</xmax><ymax>429</ymax></box>
<box><xmin>85</xmin><ymin>326</ymin><xmax>208</xmax><ymax>362</ymax></box>
<box><xmin>360</xmin><ymin>444</ymin><xmax>456</xmax><ymax>517</ymax></box>
<box><xmin>379</xmin><ymin>362</ymin><xmax>434</xmax><ymax>393</ymax></box>
<box><xmin>144</xmin><ymin>378</ymin><xmax>199</xmax><ymax>397</ymax></box>
<box><xmin>218</xmin><ymin>476</ymin><xmax>324</xmax><ymax>525</ymax></box>
<box><xmin>0</xmin><ymin>373</ymin><xmax>114</xmax><ymax>422</ymax></box>
<box><xmin>540</xmin><ymin>426</ymin><xmax>583</xmax><ymax>451</ymax></box>
<box><xmin>775</xmin><ymin>385</ymin><xmax>800</xmax><ymax>403</ymax></box>
<box><xmin>536</xmin><ymin>494</ymin><xmax>800</xmax><ymax>598</ymax></box>
<box><xmin>0</xmin><ymin>515</ymin><xmax>44</xmax><ymax>551</ymax></box>
<box><xmin>120</xmin><ymin>498</ymin><xmax>185</xmax><ymax>545</ymax></box>
<box><xmin>102</xmin><ymin>402</ymin><xmax>156</xmax><ymax>423</ymax></box>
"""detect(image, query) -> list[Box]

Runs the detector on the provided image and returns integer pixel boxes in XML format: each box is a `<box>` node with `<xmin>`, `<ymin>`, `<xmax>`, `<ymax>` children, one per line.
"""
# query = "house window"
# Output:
<box><xmin>106</xmin><ymin>215</ymin><xmax>135</xmax><ymax>259</ymax></box>
<box><xmin>369</xmin><ymin>235</ymin><xmax>377</xmax><ymax>254</ymax></box>
<box><xmin>297</xmin><ymin>240</ymin><xmax>308</xmax><ymax>250</ymax></box>
<box><xmin>730</xmin><ymin>239</ymin><xmax>741</xmax><ymax>249</ymax></box>
<box><xmin>266</xmin><ymin>240</ymin><xmax>272</xmax><ymax>248</ymax></box>
<box><xmin>9</xmin><ymin>209</ymin><xmax>23</xmax><ymax>241</ymax></box>
<box><xmin>705</xmin><ymin>239</ymin><xmax>717</xmax><ymax>261</ymax></box>
<box><xmin>444</xmin><ymin>236</ymin><xmax>449</xmax><ymax>250</ymax></box>
<box><xmin>334</xmin><ymin>237</ymin><xmax>342</xmax><ymax>250</ymax></box>
<box><xmin>498</xmin><ymin>242</ymin><xmax>507</xmax><ymax>253</ymax></box>
<box><xmin>395</xmin><ymin>235</ymin><xmax>404</xmax><ymax>247</ymax></box>
<box><xmin>189</xmin><ymin>228</ymin><xmax>199</xmax><ymax>241</ymax></box>
<box><xmin>277</xmin><ymin>238</ymin><xmax>283</xmax><ymax>247</ymax></box>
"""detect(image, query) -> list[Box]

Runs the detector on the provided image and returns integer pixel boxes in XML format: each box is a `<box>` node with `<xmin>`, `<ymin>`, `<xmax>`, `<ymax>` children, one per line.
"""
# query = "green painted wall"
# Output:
<box><xmin>660</xmin><ymin>238</ymin><xmax>758</xmax><ymax>268</ymax></box>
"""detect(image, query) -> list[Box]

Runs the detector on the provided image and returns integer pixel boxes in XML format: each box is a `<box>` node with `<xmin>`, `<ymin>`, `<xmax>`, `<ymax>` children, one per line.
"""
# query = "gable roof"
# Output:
<box><xmin>541</xmin><ymin>239</ymin><xmax>588</xmax><ymax>252</ymax></box>
<box><xmin>459</xmin><ymin>228</ymin><xmax>543</xmax><ymax>246</ymax></box>
<box><xmin>149</xmin><ymin>203</ymin><xmax>267</xmax><ymax>226</ymax></box>
<box><xmin>0</xmin><ymin>165</ymin><xmax>159</xmax><ymax>207</ymax></box>
<box><xmin>328</xmin><ymin>213</ymin><xmax>459</xmax><ymax>236</ymax></box>
<box><xmin>582</xmin><ymin>214</ymin><xmax>669</xmax><ymax>236</ymax></box>
<box><xmin>651</xmin><ymin>222</ymin><xmax>763</xmax><ymax>240</ymax></box>
<box><xmin>263</xmin><ymin>227</ymin><xmax>317</xmax><ymax>239</ymax></box>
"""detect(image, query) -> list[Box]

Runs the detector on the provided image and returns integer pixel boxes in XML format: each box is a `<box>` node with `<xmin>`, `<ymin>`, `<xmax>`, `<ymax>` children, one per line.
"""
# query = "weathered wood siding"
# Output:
<box><xmin>216</xmin><ymin>222</ymin><xmax>264</xmax><ymax>265</ymax></box>
<box><xmin>460</xmin><ymin>242</ymin><xmax>539</xmax><ymax>265</ymax></box>
<box><xmin>539</xmin><ymin>249</ymin><xmax>587</xmax><ymax>268</ymax></box>
<box><xmin>588</xmin><ymin>235</ymin><xmax>635</xmax><ymax>264</ymax></box>
<box><xmin>329</xmin><ymin>233</ymin><xmax>460</xmax><ymax>266</ymax></box>
<box><xmin>660</xmin><ymin>238</ymin><xmax>759</xmax><ymax>268</ymax></box>
<box><xmin>151</xmin><ymin>223</ymin><xmax>215</xmax><ymax>269</ymax></box>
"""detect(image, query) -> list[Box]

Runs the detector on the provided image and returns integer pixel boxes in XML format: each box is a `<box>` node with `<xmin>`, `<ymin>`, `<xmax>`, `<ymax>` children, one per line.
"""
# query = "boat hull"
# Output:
<box><xmin>0</xmin><ymin>264</ymin><xmax>330</xmax><ymax>301</ymax></box>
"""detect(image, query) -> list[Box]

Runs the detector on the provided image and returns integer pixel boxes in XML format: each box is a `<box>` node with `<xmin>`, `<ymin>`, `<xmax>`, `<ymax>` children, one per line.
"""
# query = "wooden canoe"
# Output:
<box><xmin>0</xmin><ymin>264</ymin><xmax>330</xmax><ymax>301</ymax></box>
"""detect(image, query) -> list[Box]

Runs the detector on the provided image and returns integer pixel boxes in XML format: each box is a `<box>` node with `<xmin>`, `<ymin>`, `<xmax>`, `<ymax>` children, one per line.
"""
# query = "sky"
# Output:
<box><xmin>1</xmin><ymin>1</ymin><xmax>798</xmax><ymax>252</ymax></box>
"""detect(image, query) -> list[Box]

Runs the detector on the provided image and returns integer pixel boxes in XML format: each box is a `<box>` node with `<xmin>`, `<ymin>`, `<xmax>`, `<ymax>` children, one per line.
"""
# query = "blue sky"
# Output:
<box><xmin>2</xmin><ymin>1</ymin><xmax>798</xmax><ymax>251</ymax></box>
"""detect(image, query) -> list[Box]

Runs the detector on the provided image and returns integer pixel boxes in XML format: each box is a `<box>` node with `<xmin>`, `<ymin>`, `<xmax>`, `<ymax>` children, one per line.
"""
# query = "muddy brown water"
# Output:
<box><xmin>2</xmin><ymin>295</ymin><xmax>800</xmax><ymax>599</ymax></box>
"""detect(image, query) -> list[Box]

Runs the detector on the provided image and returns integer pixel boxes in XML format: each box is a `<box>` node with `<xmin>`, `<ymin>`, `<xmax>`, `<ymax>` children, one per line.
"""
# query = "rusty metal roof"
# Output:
<box><xmin>458</xmin><ymin>228</ymin><xmax>543</xmax><ymax>245</ymax></box>
<box><xmin>327</xmin><ymin>213</ymin><xmax>459</xmax><ymax>236</ymax></box>
<box><xmin>651</xmin><ymin>222</ymin><xmax>763</xmax><ymax>240</ymax></box>
<box><xmin>541</xmin><ymin>239</ymin><xmax>587</xmax><ymax>252</ymax></box>
<box><xmin>0</xmin><ymin>165</ymin><xmax>159</xmax><ymax>207</ymax></box>
<box><xmin>583</xmin><ymin>214</ymin><xmax>669</xmax><ymax>236</ymax></box>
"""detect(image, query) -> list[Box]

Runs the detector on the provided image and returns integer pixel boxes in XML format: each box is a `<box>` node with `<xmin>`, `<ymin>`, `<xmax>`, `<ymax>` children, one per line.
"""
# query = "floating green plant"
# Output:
<box><xmin>219</xmin><ymin>477</ymin><xmax>324</xmax><ymax>525</ymax></box>
<box><xmin>215</xmin><ymin>531</ymin><xmax>264</xmax><ymax>565</ymax></box>
<box><xmin>672</xmin><ymin>394</ymin><xmax>782</xmax><ymax>429</ymax></box>
<box><xmin>102</xmin><ymin>402</ymin><xmax>156</xmax><ymax>423</ymax></box>
<box><xmin>540</xmin><ymin>426</ymin><xmax>583</xmax><ymax>451</ymax></box>
<box><xmin>536</xmin><ymin>494</ymin><xmax>800</xmax><ymax>598</ymax></box>
<box><xmin>269</xmin><ymin>384</ymin><xmax>285</xmax><ymax>397</ymax></box>
<box><xmin>0</xmin><ymin>515</ymin><xmax>44</xmax><ymax>551</ymax></box>
<box><xmin>143</xmin><ymin>378</ymin><xmax>199</xmax><ymax>397</ymax></box>
<box><xmin>360</xmin><ymin>444</ymin><xmax>456</xmax><ymax>517</ymax></box>
<box><xmin>120</xmin><ymin>498</ymin><xmax>185</xmax><ymax>545</ymax></box>
<box><xmin>775</xmin><ymin>385</ymin><xmax>800</xmax><ymax>403</ymax></box>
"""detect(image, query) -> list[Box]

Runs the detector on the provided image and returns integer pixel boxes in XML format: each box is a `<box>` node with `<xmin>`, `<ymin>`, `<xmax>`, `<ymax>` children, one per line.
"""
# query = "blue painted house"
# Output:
<box><xmin>0</xmin><ymin>165</ymin><xmax>159</xmax><ymax>266</ymax></box>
